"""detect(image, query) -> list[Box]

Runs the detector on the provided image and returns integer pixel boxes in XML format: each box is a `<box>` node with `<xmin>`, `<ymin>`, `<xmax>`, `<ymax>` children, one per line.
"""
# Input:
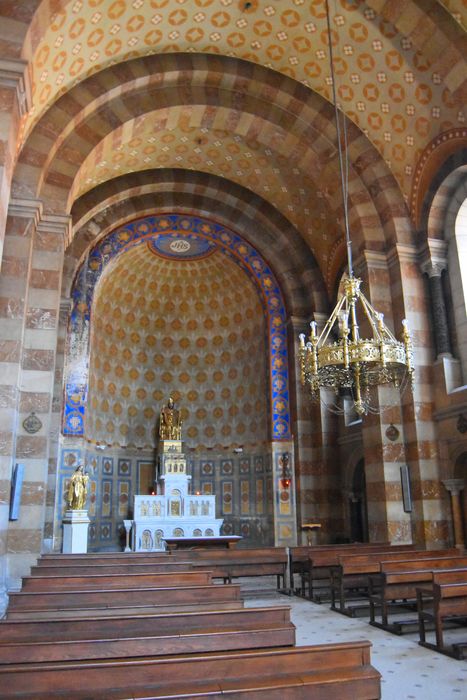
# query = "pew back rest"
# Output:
<box><xmin>338</xmin><ymin>549</ymin><xmax>460</xmax><ymax>575</ymax></box>
<box><xmin>381</xmin><ymin>556</ymin><xmax>467</xmax><ymax>576</ymax></box>
<box><xmin>21</xmin><ymin>570</ymin><xmax>211</xmax><ymax>591</ymax></box>
<box><xmin>434</xmin><ymin>582</ymin><xmax>467</xmax><ymax>599</ymax></box>
<box><xmin>289</xmin><ymin>542</ymin><xmax>392</xmax><ymax>564</ymax></box>
<box><xmin>311</xmin><ymin>544</ymin><xmax>414</xmax><ymax>569</ymax></box>
<box><xmin>0</xmin><ymin>641</ymin><xmax>377</xmax><ymax>698</ymax></box>
<box><xmin>432</xmin><ymin>569</ymin><xmax>467</xmax><ymax>586</ymax></box>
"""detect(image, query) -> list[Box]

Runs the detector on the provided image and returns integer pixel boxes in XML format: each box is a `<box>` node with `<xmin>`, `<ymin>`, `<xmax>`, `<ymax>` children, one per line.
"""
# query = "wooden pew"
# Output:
<box><xmin>21</xmin><ymin>570</ymin><xmax>211</xmax><ymax>592</ymax></box>
<box><xmin>171</xmin><ymin>546</ymin><xmax>289</xmax><ymax>589</ymax></box>
<box><xmin>36</xmin><ymin>552</ymin><xmax>180</xmax><ymax>566</ymax></box>
<box><xmin>289</xmin><ymin>543</ymin><xmax>410</xmax><ymax>600</ymax></box>
<box><xmin>30</xmin><ymin>561</ymin><xmax>193</xmax><ymax>576</ymax></box>
<box><xmin>0</xmin><ymin>641</ymin><xmax>381</xmax><ymax>699</ymax></box>
<box><xmin>37</xmin><ymin>548</ymin><xmax>289</xmax><ymax>588</ymax></box>
<box><xmin>417</xmin><ymin>570</ymin><xmax>467</xmax><ymax>659</ymax></box>
<box><xmin>368</xmin><ymin>555</ymin><xmax>467</xmax><ymax>633</ymax></box>
<box><xmin>0</xmin><ymin>605</ymin><xmax>296</xmax><ymax>664</ymax></box>
<box><xmin>330</xmin><ymin>548</ymin><xmax>459</xmax><ymax>616</ymax></box>
<box><xmin>6</xmin><ymin>583</ymin><xmax>243</xmax><ymax>617</ymax></box>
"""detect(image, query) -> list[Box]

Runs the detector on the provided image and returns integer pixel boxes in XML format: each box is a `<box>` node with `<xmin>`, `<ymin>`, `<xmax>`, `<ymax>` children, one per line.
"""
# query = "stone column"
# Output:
<box><xmin>288</xmin><ymin>314</ymin><xmax>340</xmax><ymax>544</ymax></box>
<box><xmin>387</xmin><ymin>242</ymin><xmax>446</xmax><ymax>547</ymax></box>
<box><xmin>354</xmin><ymin>250</ymin><xmax>412</xmax><ymax>544</ymax></box>
<box><xmin>442</xmin><ymin>479</ymin><xmax>465</xmax><ymax>548</ymax></box>
<box><xmin>0</xmin><ymin>59</ymin><xmax>32</xmax><ymax>264</ymax></box>
<box><xmin>0</xmin><ymin>201</ymin><xmax>69</xmax><ymax>601</ymax></box>
<box><xmin>0</xmin><ymin>199</ymin><xmax>41</xmax><ymax>614</ymax></box>
<box><xmin>420</xmin><ymin>260</ymin><xmax>451</xmax><ymax>358</ymax></box>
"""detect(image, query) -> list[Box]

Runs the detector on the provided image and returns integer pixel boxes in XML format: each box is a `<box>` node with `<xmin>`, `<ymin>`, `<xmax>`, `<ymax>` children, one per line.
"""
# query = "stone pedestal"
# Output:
<box><xmin>62</xmin><ymin>509</ymin><xmax>90</xmax><ymax>553</ymax></box>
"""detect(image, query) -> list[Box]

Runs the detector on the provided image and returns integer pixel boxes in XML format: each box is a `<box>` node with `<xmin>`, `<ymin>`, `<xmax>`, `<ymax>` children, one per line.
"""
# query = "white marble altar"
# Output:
<box><xmin>132</xmin><ymin>438</ymin><xmax>223</xmax><ymax>551</ymax></box>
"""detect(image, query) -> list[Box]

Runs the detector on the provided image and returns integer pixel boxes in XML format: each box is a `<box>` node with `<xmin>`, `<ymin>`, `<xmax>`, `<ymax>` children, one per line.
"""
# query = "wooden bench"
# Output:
<box><xmin>30</xmin><ymin>561</ymin><xmax>194</xmax><ymax>576</ymax></box>
<box><xmin>0</xmin><ymin>641</ymin><xmax>381</xmax><ymax>699</ymax></box>
<box><xmin>368</xmin><ymin>555</ymin><xmax>467</xmax><ymax>633</ymax></box>
<box><xmin>21</xmin><ymin>570</ymin><xmax>211</xmax><ymax>592</ymax></box>
<box><xmin>36</xmin><ymin>552</ymin><xmax>180</xmax><ymax>566</ymax></box>
<box><xmin>0</xmin><ymin>605</ymin><xmax>296</xmax><ymax>664</ymax></box>
<box><xmin>164</xmin><ymin>536</ymin><xmax>242</xmax><ymax>550</ymax></box>
<box><xmin>6</xmin><ymin>583</ymin><xmax>242</xmax><ymax>617</ymax></box>
<box><xmin>289</xmin><ymin>543</ymin><xmax>410</xmax><ymax>600</ymax></box>
<box><xmin>37</xmin><ymin>548</ymin><xmax>289</xmax><ymax>588</ymax></box>
<box><xmin>417</xmin><ymin>570</ymin><xmax>467</xmax><ymax>659</ymax></box>
<box><xmin>171</xmin><ymin>546</ymin><xmax>289</xmax><ymax>589</ymax></box>
<box><xmin>330</xmin><ymin>548</ymin><xmax>459</xmax><ymax>616</ymax></box>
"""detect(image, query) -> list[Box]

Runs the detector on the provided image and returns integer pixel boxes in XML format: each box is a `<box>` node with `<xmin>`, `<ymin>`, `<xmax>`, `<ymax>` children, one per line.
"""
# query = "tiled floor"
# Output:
<box><xmin>243</xmin><ymin>582</ymin><xmax>467</xmax><ymax>700</ymax></box>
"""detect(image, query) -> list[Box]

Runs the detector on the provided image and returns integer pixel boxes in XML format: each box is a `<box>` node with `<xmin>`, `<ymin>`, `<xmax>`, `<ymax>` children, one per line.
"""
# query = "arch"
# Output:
<box><xmin>13</xmin><ymin>53</ymin><xmax>406</xmax><ymax>262</ymax></box>
<box><xmin>63</xmin><ymin>213</ymin><xmax>292</xmax><ymax>443</ymax></box>
<box><xmin>421</xmin><ymin>151</ymin><xmax>467</xmax><ymax>378</ymax></box>
<box><xmin>67</xmin><ymin>169</ymin><xmax>328</xmax><ymax>310</ymax></box>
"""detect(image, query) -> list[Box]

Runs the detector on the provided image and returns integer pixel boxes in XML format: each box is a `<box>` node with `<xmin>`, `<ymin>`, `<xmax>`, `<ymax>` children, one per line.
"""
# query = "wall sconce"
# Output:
<box><xmin>279</xmin><ymin>452</ymin><xmax>291</xmax><ymax>489</ymax></box>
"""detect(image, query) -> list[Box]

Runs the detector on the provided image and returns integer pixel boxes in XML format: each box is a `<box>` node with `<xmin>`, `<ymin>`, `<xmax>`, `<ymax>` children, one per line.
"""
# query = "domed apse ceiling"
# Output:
<box><xmin>18</xmin><ymin>0</ymin><xmax>466</xmax><ymax>203</ymax></box>
<box><xmin>86</xmin><ymin>240</ymin><xmax>269</xmax><ymax>450</ymax></box>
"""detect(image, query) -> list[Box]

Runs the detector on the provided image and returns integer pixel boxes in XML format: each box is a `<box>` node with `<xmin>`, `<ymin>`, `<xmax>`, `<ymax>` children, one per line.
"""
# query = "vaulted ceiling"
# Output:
<box><xmin>3</xmin><ymin>0</ymin><xmax>467</xmax><ymax>297</ymax></box>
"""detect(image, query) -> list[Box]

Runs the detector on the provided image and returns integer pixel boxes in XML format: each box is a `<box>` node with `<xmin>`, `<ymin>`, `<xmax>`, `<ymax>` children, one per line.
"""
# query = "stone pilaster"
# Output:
<box><xmin>0</xmin><ymin>59</ymin><xmax>32</xmax><ymax>265</ymax></box>
<box><xmin>271</xmin><ymin>440</ymin><xmax>297</xmax><ymax>546</ymax></box>
<box><xmin>387</xmin><ymin>242</ymin><xmax>447</xmax><ymax>547</ymax></box>
<box><xmin>0</xmin><ymin>200</ymin><xmax>69</xmax><ymax>598</ymax></box>
<box><xmin>0</xmin><ymin>198</ymin><xmax>40</xmax><ymax>611</ymax></box>
<box><xmin>288</xmin><ymin>314</ymin><xmax>340</xmax><ymax>544</ymax></box>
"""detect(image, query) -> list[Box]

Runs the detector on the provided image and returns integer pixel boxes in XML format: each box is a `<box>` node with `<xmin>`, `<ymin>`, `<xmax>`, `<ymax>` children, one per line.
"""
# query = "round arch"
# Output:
<box><xmin>64</xmin><ymin>213</ymin><xmax>292</xmax><ymax>444</ymax></box>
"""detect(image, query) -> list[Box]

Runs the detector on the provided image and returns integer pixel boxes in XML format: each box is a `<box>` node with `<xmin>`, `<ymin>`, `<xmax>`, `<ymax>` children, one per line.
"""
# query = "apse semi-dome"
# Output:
<box><xmin>86</xmin><ymin>242</ymin><xmax>269</xmax><ymax>450</ymax></box>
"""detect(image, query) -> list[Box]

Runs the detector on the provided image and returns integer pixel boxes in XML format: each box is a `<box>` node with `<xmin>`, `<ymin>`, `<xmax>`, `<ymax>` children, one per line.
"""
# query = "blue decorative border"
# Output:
<box><xmin>64</xmin><ymin>214</ymin><xmax>291</xmax><ymax>440</ymax></box>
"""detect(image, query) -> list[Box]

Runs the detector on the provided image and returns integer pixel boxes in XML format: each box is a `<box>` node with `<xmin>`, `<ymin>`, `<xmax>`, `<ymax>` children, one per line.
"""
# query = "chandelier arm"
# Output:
<box><xmin>317</xmin><ymin>293</ymin><xmax>348</xmax><ymax>345</ymax></box>
<box><xmin>358</xmin><ymin>293</ymin><xmax>385</xmax><ymax>341</ymax></box>
<box><xmin>358</xmin><ymin>293</ymin><xmax>398</xmax><ymax>342</ymax></box>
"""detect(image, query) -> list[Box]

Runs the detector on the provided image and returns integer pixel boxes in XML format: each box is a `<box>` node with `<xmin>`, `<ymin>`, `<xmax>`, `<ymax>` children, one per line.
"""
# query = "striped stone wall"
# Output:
<box><xmin>0</xmin><ymin>200</ymin><xmax>67</xmax><ymax>595</ymax></box>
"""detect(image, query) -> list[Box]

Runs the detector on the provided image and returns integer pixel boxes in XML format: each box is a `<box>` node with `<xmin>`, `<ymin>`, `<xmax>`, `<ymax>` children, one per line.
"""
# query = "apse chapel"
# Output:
<box><xmin>0</xmin><ymin>0</ymin><xmax>466</xmax><ymax>615</ymax></box>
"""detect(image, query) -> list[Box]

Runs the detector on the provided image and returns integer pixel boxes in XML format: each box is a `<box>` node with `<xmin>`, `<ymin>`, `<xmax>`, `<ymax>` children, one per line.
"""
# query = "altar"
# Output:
<box><xmin>131</xmin><ymin>398</ymin><xmax>224</xmax><ymax>551</ymax></box>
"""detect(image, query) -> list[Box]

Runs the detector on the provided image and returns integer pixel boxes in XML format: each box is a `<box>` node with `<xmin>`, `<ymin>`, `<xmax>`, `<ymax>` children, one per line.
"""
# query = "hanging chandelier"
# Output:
<box><xmin>298</xmin><ymin>1</ymin><xmax>414</xmax><ymax>416</ymax></box>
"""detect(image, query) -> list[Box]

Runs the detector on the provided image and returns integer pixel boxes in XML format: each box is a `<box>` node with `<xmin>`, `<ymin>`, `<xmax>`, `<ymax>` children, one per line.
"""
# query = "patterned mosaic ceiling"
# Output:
<box><xmin>87</xmin><ymin>240</ymin><xmax>269</xmax><ymax>450</ymax></box>
<box><xmin>70</xmin><ymin>115</ymin><xmax>339</xmax><ymax>264</ymax></box>
<box><xmin>16</xmin><ymin>0</ymin><xmax>466</xmax><ymax>202</ymax></box>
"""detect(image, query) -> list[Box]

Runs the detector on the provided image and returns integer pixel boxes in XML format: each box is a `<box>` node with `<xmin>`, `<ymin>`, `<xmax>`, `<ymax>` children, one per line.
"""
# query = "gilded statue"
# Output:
<box><xmin>159</xmin><ymin>396</ymin><xmax>182</xmax><ymax>440</ymax></box>
<box><xmin>66</xmin><ymin>465</ymin><xmax>89</xmax><ymax>510</ymax></box>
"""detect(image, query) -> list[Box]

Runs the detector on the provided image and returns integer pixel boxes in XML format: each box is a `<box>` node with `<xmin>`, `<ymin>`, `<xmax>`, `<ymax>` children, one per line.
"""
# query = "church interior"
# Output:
<box><xmin>0</xmin><ymin>1</ymin><xmax>466</xmax><ymax>693</ymax></box>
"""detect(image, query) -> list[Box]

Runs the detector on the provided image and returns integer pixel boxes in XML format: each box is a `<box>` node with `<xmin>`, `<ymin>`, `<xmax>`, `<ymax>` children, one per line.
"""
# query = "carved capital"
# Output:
<box><xmin>442</xmin><ymin>478</ymin><xmax>465</xmax><ymax>496</ymax></box>
<box><xmin>420</xmin><ymin>259</ymin><xmax>447</xmax><ymax>278</ymax></box>
<box><xmin>419</xmin><ymin>238</ymin><xmax>448</xmax><ymax>277</ymax></box>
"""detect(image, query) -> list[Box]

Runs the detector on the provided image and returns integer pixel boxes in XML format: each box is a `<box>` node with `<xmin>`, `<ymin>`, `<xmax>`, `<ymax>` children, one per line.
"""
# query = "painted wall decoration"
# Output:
<box><xmin>56</xmin><ymin>445</ymin><xmax>272</xmax><ymax>551</ymax></box>
<box><xmin>64</xmin><ymin>214</ymin><xmax>291</xmax><ymax>443</ymax></box>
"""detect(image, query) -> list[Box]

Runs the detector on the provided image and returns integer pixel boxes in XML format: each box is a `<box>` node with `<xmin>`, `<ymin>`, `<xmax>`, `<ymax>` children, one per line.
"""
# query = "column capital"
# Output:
<box><xmin>418</xmin><ymin>238</ymin><xmax>448</xmax><ymax>277</ymax></box>
<box><xmin>353</xmin><ymin>249</ymin><xmax>388</xmax><ymax>277</ymax></box>
<box><xmin>8</xmin><ymin>197</ymin><xmax>43</xmax><ymax>224</ymax></box>
<box><xmin>387</xmin><ymin>243</ymin><xmax>418</xmax><ymax>269</ymax></box>
<box><xmin>0</xmin><ymin>58</ymin><xmax>32</xmax><ymax>117</ymax></box>
<box><xmin>287</xmin><ymin>316</ymin><xmax>309</xmax><ymax>331</ymax></box>
<box><xmin>37</xmin><ymin>213</ymin><xmax>72</xmax><ymax>247</ymax></box>
<box><xmin>442</xmin><ymin>478</ymin><xmax>465</xmax><ymax>496</ymax></box>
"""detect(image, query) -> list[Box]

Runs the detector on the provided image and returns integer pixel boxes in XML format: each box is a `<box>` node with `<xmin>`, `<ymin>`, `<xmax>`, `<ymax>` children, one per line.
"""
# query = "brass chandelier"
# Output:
<box><xmin>299</xmin><ymin>1</ymin><xmax>414</xmax><ymax>416</ymax></box>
